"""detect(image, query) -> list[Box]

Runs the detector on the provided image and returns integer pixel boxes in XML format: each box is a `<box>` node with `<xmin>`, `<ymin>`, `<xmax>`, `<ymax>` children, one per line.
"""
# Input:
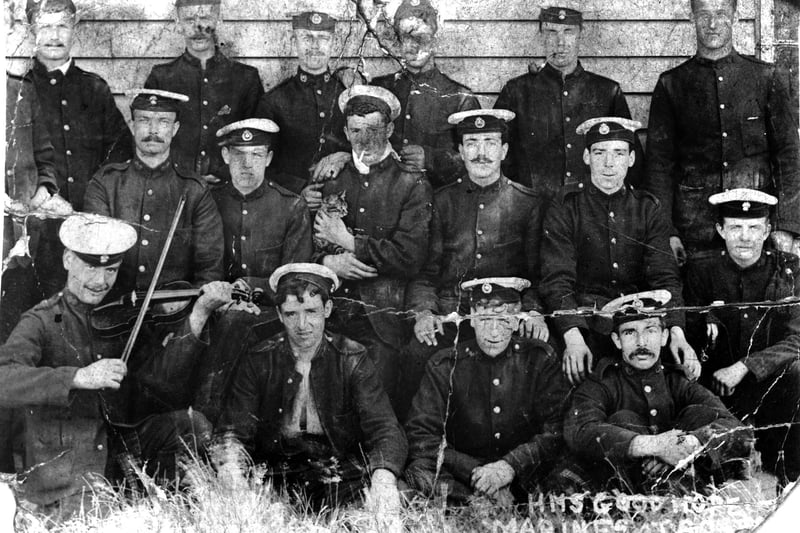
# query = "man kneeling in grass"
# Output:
<box><xmin>558</xmin><ymin>291</ymin><xmax>753</xmax><ymax>494</ymax></box>
<box><xmin>404</xmin><ymin>277</ymin><xmax>570</xmax><ymax>505</ymax></box>
<box><xmin>215</xmin><ymin>263</ymin><xmax>405</xmax><ymax>510</ymax></box>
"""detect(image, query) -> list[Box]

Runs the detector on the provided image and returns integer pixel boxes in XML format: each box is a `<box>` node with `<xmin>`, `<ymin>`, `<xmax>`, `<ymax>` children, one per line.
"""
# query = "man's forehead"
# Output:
<box><xmin>396</xmin><ymin>17</ymin><xmax>435</xmax><ymax>36</ymax></box>
<box><xmin>463</xmin><ymin>131</ymin><xmax>503</xmax><ymax>142</ymax></box>
<box><xmin>33</xmin><ymin>10</ymin><xmax>74</xmax><ymax>26</ymax></box>
<box><xmin>229</xmin><ymin>145</ymin><xmax>269</xmax><ymax>155</ymax></box>
<box><xmin>619</xmin><ymin>317</ymin><xmax>662</xmax><ymax>331</ymax></box>
<box><xmin>281</xmin><ymin>291</ymin><xmax>325</xmax><ymax>308</ymax></box>
<box><xmin>346</xmin><ymin>112</ymin><xmax>387</xmax><ymax>126</ymax></box>
<box><xmin>133</xmin><ymin>109</ymin><xmax>177</xmax><ymax>120</ymax></box>
<box><xmin>694</xmin><ymin>0</ymin><xmax>735</xmax><ymax>12</ymax></box>
<box><xmin>541</xmin><ymin>21</ymin><xmax>580</xmax><ymax>32</ymax></box>
<box><xmin>177</xmin><ymin>4</ymin><xmax>219</xmax><ymax>17</ymax></box>
<box><xmin>590</xmin><ymin>139</ymin><xmax>630</xmax><ymax>151</ymax></box>
<box><xmin>722</xmin><ymin>216</ymin><xmax>769</xmax><ymax>227</ymax></box>
<box><xmin>294</xmin><ymin>28</ymin><xmax>333</xmax><ymax>39</ymax></box>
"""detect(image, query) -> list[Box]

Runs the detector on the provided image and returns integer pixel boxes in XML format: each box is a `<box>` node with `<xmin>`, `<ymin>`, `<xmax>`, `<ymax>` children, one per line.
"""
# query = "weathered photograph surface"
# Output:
<box><xmin>2</xmin><ymin>0</ymin><xmax>799</xmax><ymax>531</ymax></box>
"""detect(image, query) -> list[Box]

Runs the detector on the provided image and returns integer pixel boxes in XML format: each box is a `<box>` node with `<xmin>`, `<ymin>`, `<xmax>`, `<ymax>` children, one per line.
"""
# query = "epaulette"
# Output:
<box><xmin>251</xmin><ymin>333</ymin><xmax>285</xmax><ymax>354</ymax></box>
<box><xmin>594</xmin><ymin>357</ymin><xmax>621</xmax><ymax>378</ymax></box>
<box><xmin>630</xmin><ymin>186</ymin><xmax>661</xmax><ymax>206</ymax></box>
<box><xmin>32</xmin><ymin>291</ymin><xmax>63</xmax><ymax>312</ymax></box>
<box><xmin>396</xmin><ymin>159</ymin><xmax>423</xmax><ymax>175</ymax></box>
<box><xmin>94</xmin><ymin>160</ymin><xmax>131</xmax><ymax>177</ymax></box>
<box><xmin>6</xmin><ymin>72</ymin><xmax>30</xmax><ymax>83</ymax></box>
<box><xmin>773</xmin><ymin>249</ymin><xmax>800</xmax><ymax>277</ymax></box>
<box><xmin>265</xmin><ymin>179</ymin><xmax>301</xmax><ymax>199</ymax></box>
<box><xmin>328</xmin><ymin>333</ymin><xmax>367</xmax><ymax>357</ymax></box>
<box><xmin>510</xmin><ymin>337</ymin><xmax>557</xmax><ymax>360</ymax></box>
<box><xmin>265</xmin><ymin>75</ymin><xmax>294</xmax><ymax>95</ymax></box>
<box><xmin>436</xmin><ymin>71</ymin><xmax>474</xmax><ymax>93</ymax></box>
<box><xmin>740</xmin><ymin>53</ymin><xmax>770</xmax><ymax>67</ymax></box>
<box><xmin>76</xmin><ymin>67</ymin><xmax>107</xmax><ymax>83</ymax></box>
<box><xmin>506</xmin><ymin>178</ymin><xmax>537</xmax><ymax>198</ymax></box>
<box><xmin>555</xmin><ymin>185</ymin><xmax>583</xmax><ymax>205</ymax></box>
<box><xmin>430</xmin><ymin>341</ymin><xmax>476</xmax><ymax>366</ymax></box>
<box><xmin>172</xmin><ymin>162</ymin><xmax>206</xmax><ymax>186</ymax></box>
<box><xmin>433</xmin><ymin>176</ymin><xmax>465</xmax><ymax>195</ymax></box>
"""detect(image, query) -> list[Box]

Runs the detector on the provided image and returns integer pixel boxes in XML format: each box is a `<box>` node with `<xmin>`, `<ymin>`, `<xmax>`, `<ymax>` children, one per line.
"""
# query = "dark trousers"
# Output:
<box><xmin>192</xmin><ymin>307</ymin><xmax>282</xmax><ymax>425</ymax></box>
<box><xmin>726</xmin><ymin>360</ymin><xmax>800</xmax><ymax>484</ymax></box>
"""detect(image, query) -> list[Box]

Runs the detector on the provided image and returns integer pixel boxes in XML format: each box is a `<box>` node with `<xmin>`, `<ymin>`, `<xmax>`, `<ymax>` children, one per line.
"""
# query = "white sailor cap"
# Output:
<box><xmin>59</xmin><ymin>213</ymin><xmax>137</xmax><ymax>266</ymax></box>
<box><xmin>338</xmin><ymin>85</ymin><xmax>402</xmax><ymax>121</ymax></box>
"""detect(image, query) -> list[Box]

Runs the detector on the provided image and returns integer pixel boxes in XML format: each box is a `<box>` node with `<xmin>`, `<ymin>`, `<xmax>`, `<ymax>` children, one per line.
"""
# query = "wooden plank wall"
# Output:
<box><xmin>6</xmin><ymin>0</ymin><xmax>762</xmax><ymax>127</ymax></box>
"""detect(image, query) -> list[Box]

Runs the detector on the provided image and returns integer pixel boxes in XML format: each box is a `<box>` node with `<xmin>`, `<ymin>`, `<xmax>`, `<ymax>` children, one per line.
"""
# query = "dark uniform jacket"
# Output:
<box><xmin>405</xmin><ymin>338</ymin><xmax>569</xmax><ymax>485</ymax></box>
<box><xmin>218</xmin><ymin>332</ymin><xmax>407</xmax><ymax>477</ymax></box>
<box><xmin>407</xmin><ymin>175</ymin><xmax>544</xmax><ymax>315</ymax></box>
<box><xmin>4</xmin><ymin>74</ymin><xmax>57</xmax><ymax>254</ymax></box>
<box><xmin>565</xmin><ymin>357</ymin><xmax>749</xmax><ymax>465</ymax></box>
<box><xmin>540</xmin><ymin>184</ymin><xmax>683</xmax><ymax>335</ymax></box>
<box><xmin>256</xmin><ymin>68</ymin><xmax>349</xmax><ymax>190</ymax></box>
<box><xmin>685</xmin><ymin>249</ymin><xmax>800</xmax><ymax>385</ymax></box>
<box><xmin>494</xmin><ymin>62</ymin><xmax>641</xmax><ymax>198</ymax></box>
<box><xmin>145</xmin><ymin>49</ymin><xmax>264</xmax><ymax>180</ymax></box>
<box><xmin>212</xmin><ymin>179</ymin><xmax>313</xmax><ymax>291</ymax></box>
<box><xmin>0</xmin><ymin>290</ymin><xmax>206</xmax><ymax>505</ymax></box>
<box><xmin>373</xmin><ymin>66</ymin><xmax>480</xmax><ymax>188</ymax></box>
<box><xmin>320</xmin><ymin>155</ymin><xmax>433</xmax><ymax>347</ymax></box>
<box><xmin>644</xmin><ymin>51</ymin><xmax>800</xmax><ymax>252</ymax></box>
<box><xmin>27</xmin><ymin>59</ymin><xmax>132</xmax><ymax>211</ymax></box>
<box><xmin>83</xmin><ymin>156</ymin><xmax>224</xmax><ymax>294</ymax></box>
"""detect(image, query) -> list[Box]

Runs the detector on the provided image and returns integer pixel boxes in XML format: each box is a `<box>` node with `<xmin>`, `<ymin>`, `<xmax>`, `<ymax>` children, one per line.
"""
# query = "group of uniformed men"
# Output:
<box><xmin>2</xmin><ymin>0</ymin><xmax>800</xmax><ymax>517</ymax></box>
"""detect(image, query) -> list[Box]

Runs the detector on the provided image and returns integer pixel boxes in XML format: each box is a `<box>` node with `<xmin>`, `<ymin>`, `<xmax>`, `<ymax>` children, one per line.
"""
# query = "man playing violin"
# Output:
<box><xmin>0</xmin><ymin>214</ymin><xmax>235</xmax><ymax>518</ymax></box>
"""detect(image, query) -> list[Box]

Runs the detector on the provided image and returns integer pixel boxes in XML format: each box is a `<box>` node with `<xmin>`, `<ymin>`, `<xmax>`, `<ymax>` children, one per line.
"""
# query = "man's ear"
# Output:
<box><xmin>276</xmin><ymin>307</ymin><xmax>285</xmax><ymax>325</ymax></box>
<box><xmin>627</xmin><ymin>149</ymin><xmax>636</xmax><ymax>168</ymax></box>
<box><xmin>385</xmin><ymin>121</ymin><xmax>395</xmax><ymax>140</ymax></box>
<box><xmin>611</xmin><ymin>331</ymin><xmax>621</xmax><ymax>350</ymax></box>
<box><xmin>265</xmin><ymin>150</ymin><xmax>274</xmax><ymax>167</ymax></box>
<box><xmin>458</xmin><ymin>143</ymin><xmax>465</xmax><ymax>161</ymax></box>
<box><xmin>715</xmin><ymin>222</ymin><xmax>725</xmax><ymax>240</ymax></box>
<box><xmin>324</xmin><ymin>298</ymin><xmax>333</xmax><ymax>318</ymax></box>
<box><xmin>660</xmin><ymin>328</ymin><xmax>669</xmax><ymax>347</ymax></box>
<box><xmin>172</xmin><ymin>120</ymin><xmax>181</xmax><ymax>136</ymax></box>
<box><xmin>221</xmin><ymin>146</ymin><xmax>230</xmax><ymax>165</ymax></box>
<box><xmin>62</xmin><ymin>249</ymin><xmax>73</xmax><ymax>270</ymax></box>
<box><xmin>501</xmin><ymin>142</ymin><xmax>509</xmax><ymax>161</ymax></box>
<box><xmin>582</xmin><ymin>148</ymin><xmax>591</xmax><ymax>166</ymax></box>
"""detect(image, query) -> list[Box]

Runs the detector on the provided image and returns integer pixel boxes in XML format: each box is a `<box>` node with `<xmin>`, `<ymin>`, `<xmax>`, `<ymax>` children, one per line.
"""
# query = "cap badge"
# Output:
<box><xmin>149</xmin><ymin>95</ymin><xmax>158</xmax><ymax>106</ymax></box>
<box><xmin>742</xmin><ymin>201</ymin><xmax>751</xmax><ymax>212</ymax></box>
<box><xmin>475</xmin><ymin>117</ymin><xmax>486</xmax><ymax>129</ymax></box>
<box><xmin>558</xmin><ymin>9</ymin><xmax>566</xmax><ymax>20</ymax></box>
<box><xmin>311</xmin><ymin>13</ymin><xmax>322</xmax><ymax>25</ymax></box>
<box><xmin>242</xmin><ymin>130</ymin><xmax>253</xmax><ymax>142</ymax></box>
<box><xmin>599</xmin><ymin>123</ymin><xmax>610</xmax><ymax>135</ymax></box>
<box><xmin>411</xmin><ymin>0</ymin><xmax>421</xmax><ymax>6</ymax></box>
<box><xmin>633</xmin><ymin>297</ymin><xmax>644</xmax><ymax>309</ymax></box>
<box><xmin>482</xmin><ymin>283</ymin><xmax>492</xmax><ymax>294</ymax></box>
<box><xmin>99</xmin><ymin>255</ymin><xmax>109</xmax><ymax>265</ymax></box>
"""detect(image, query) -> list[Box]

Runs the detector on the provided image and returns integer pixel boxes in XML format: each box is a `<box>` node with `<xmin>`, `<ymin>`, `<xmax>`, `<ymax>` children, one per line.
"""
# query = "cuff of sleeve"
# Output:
<box><xmin>556</xmin><ymin>317</ymin><xmax>589</xmax><ymax>336</ymax></box>
<box><xmin>57</xmin><ymin>367</ymin><xmax>79</xmax><ymax>406</ymax></box>
<box><xmin>502</xmin><ymin>444</ymin><xmax>539</xmax><ymax>474</ymax></box>
<box><xmin>354</xmin><ymin>234</ymin><xmax>369</xmax><ymax>263</ymax></box>
<box><xmin>609</xmin><ymin>431</ymin><xmax>641</xmax><ymax>462</ymax></box>
<box><xmin>741</xmin><ymin>358</ymin><xmax>767</xmax><ymax>383</ymax></box>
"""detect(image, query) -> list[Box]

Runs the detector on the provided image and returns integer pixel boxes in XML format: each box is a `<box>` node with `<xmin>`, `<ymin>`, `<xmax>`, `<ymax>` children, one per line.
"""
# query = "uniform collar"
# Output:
<box><xmin>400</xmin><ymin>64</ymin><xmax>440</xmax><ymax>82</ymax></box>
<box><xmin>33</xmin><ymin>57</ymin><xmax>75</xmax><ymax>78</ymax></box>
<box><xmin>181</xmin><ymin>48</ymin><xmax>225</xmax><ymax>69</ymax></box>
<box><xmin>721</xmin><ymin>248</ymin><xmax>770</xmax><ymax>272</ymax></box>
<box><xmin>132</xmin><ymin>155</ymin><xmax>174</xmax><ymax>175</ymax></box>
<box><xmin>465</xmin><ymin>175</ymin><xmax>505</xmax><ymax>194</ymax></box>
<box><xmin>693</xmin><ymin>49</ymin><xmax>740</xmax><ymax>67</ymax></box>
<box><xmin>541</xmin><ymin>60</ymin><xmax>585</xmax><ymax>80</ymax></box>
<box><xmin>587</xmin><ymin>182</ymin><xmax>628</xmax><ymax>198</ymax></box>
<box><xmin>62</xmin><ymin>288</ymin><xmax>97</xmax><ymax>315</ymax></box>
<box><xmin>225</xmin><ymin>178</ymin><xmax>268</xmax><ymax>200</ymax></box>
<box><xmin>296</xmin><ymin>68</ymin><xmax>332</xmax><ymax>84</ymax></box>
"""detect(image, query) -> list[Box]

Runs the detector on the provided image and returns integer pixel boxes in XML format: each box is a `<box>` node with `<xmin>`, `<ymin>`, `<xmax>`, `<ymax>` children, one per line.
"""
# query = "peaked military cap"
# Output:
<box><xmin>175</xmin><ymin>0</ymin><xmax>221</xmax><ymax>8</ymax></box>
<box><xmin>462</xmin><ymin>277</ymin><xmax>530</xmax><ymax>305</ymax></box>
<box><xmin>540</xmin><ymin>6</ymin><xmax>583</xmax><ymax>26</ymax></box>
<box><xmin>339</xmin><ymin>85</ymin><xmax>402</xmax><ymax>121</ymax></box>
<box><xmin>59</xmin><ymin>213</ymin><xmax>137</xmax><ymax>266</ymax></box>
<box><xmin>292</xmin><ymin>11</ymin><xmax>337</xmax><ymax>32</ymax></box>
<box><xmin>577</xmin><ymin>117</ymin><xmax>642</xmax><ymax>148</ymax></box>
<box><xmin>217</xmin><ymin>119</ymin><xmax>279</xmax><ymax>147</ymax></box>
<box><xmin>26</xmin><ymin>0</ymin><xmax>75</xmax><ymax>22</ymax></box>
<box><xmin>449</xmin><ymin>109</ymin><xmax>515</xmax><ymax>137</ymax></box>
<box><xmin>709</xmin><ymin>188</ymin><xmax>778</xmax><ymax>219</ymax></box>
<box><xmin>394</xmin><ymin>0</ymin><xmax>438</xmax><ymax>31</ymax></box>
<box><xmin>269</xmin><ymin>263</ymin><xmax>341</xmax><ymax>294</ymax></box>
<box><xmin>602</xmin><ymin>289</ymin><xmax>672</xmax><ymax>328</ymax></box>
<box><xmin>127</xmin><ymin>89</ymin><xmax>189</xmax><ymax>115</ymax></box>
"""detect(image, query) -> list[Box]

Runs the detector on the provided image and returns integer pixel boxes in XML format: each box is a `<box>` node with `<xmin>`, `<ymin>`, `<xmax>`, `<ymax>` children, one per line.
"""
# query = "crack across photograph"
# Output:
<box><xmin>2</xmin><ymin>0</ymin><xmax>800</xmax><ymax>531</ymax></box>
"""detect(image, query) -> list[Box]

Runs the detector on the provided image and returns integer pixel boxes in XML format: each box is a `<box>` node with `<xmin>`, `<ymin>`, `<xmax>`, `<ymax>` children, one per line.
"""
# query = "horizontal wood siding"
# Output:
<box><xmin>6</xmin><ymin>0</ymin><xmax>761</xmax><ymax>126</ymax></box>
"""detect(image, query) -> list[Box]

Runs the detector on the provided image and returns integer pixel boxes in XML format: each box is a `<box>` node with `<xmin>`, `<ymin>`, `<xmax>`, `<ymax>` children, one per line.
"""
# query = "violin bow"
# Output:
<box><xmin>120</xmin><ymin>195</ymin><xmax>187</xmax><ymax>364</ymax></box>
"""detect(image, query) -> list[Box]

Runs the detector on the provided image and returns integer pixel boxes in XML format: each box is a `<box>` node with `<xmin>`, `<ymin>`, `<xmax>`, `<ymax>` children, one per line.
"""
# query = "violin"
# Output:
<box><xmin>91</xmin><ymin>280</ymin><xmax>262</xmax><ymax>338</ymax></box>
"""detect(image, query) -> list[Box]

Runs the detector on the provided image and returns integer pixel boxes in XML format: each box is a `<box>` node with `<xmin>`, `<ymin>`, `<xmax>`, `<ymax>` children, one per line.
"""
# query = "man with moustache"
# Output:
<box><xmin>217</xmin><ymin>263</ymin><xmax>405</xmax><ymax>511</ymax></box>
<box><xmin>684</xmin><ymin>189</ymin><xmax>800</xmax><ymax>486</ymax></box>
<box><xmin>256</xmin><ymin>11</ymin><xmax>357</xmax><ymax>203</ymax></box>
<box><xmin>84</xmin><ymin>89</ymin><xmax>223</xmax><ymax>296</ymax></box>
<box><xmin>560</xmin><ymin>291</ymin><xmax>752</xmax><ymax>494</ymax></box>
<box><xmin>0</xmin><ymin>214</ymin><xmax>231</xmax><ymax>515</ymax></box>
<box><xmin>22</xmin><ymin>0</ymin><xmax>132</xmax><ymax>299</ymax></box>
<box><xmin>400</xmin><ymin>109</ymin><xmax>548</xmax><ymax>421</ymax></box>
<box><xmin>194</xmin><ymin>119</ymin><xmax>313</xmax><ymax>423</ymax></box>
<box><xmin>371</xmin><ymin>0</ymin><xmax>480</xmax><ymax>188</ymax></box>
<box><xmin>314</xmin><ymin>85</ymin><xmax>432</xmax><ymax>407</ymax></box>
<box><xmin>145</xmin><ymin>0</ymin><xmax>263</xmax><ymax>185</ymax></box>
<box><xmin>494</xmin><ymin>7</ymin><xmax>642</xmax><ymax>199</ymax></box>
<box><xmin>644</xmin><ymin>0</ymin><xmax>800</xmax><ymax>265</ymax></box>
<box><xmin>404</xmin><ymin>278</ymin><xmax>569</xmax><ymax>505</ymax></box>
<box><xmin>540</xmin><ymin>117</ymin><xmax>698</xmax><ymax>386</ymax></box>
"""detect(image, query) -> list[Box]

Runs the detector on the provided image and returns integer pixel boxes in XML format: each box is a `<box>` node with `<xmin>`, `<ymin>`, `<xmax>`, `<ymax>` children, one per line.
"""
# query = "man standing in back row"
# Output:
<box><xmin>644</xmin><ymin>0</ymin><xmax>800</xmax><ymax>264</ymax></box>
<box><xmin>145</xmin><ymin>0</ymin><xmax>264</xmax><ymax>185</ymax></box>
<box><xmin>495</xmin><ymin>6</ymin><xmax>642</xmax><ymax>199</ymax></box>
